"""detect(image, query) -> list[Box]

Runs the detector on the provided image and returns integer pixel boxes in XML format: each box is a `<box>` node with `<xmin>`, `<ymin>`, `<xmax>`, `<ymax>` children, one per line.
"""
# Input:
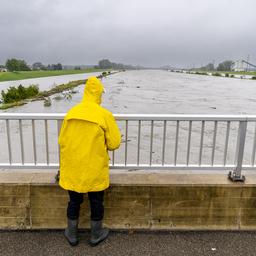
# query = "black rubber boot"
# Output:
<box><xmin>64</xmin><ymin>218</ymin><xmax>79</xmax><ymax>246</ymax></box>
<box><xmin>90</xmin><ymin>220</ymin><xmax>109</xmax><ymax>246</ymax></box>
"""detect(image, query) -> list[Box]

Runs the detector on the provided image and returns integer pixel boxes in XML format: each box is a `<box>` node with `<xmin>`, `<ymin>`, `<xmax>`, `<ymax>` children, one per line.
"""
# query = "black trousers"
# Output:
<box><xmin>67</xmin><ymin>190</ymin><xmax>104</xmax><ymax>221</ymax></box>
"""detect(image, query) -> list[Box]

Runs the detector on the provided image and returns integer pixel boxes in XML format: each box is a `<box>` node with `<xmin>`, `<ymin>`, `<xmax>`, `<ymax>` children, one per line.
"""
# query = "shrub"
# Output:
<box><xmin>195</xmin><ymin>71</ymin><xmax>207</xmax><ymax>75</ymax></box>
<box><xmin>213</xmin><ymin>73</ymin><xmax>221</xmax><ymax>76</ymax></box>
<box><xmin>252</xmin><ymin>76</ymin><xmax>256</xmax><ymax>80</ymax></box>
<box><xmin>1</xmin><ymin>84</ymin><xmax>39</xmax><ymax>104</ymax></box>
<box><xmin>225</xmin><ymin>73</ymin><xmax>229</xmax><ymax>77</ymax></box>
<box><xmin>44</xmin><ymin>97</ymin><xmax>52</xmax><ymax>107</ymax></box>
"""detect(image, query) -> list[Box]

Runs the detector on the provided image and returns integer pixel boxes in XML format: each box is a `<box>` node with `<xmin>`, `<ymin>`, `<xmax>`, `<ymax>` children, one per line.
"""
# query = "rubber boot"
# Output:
<box><xmin>64</xmin><ymin>218</ymin><xmax>79</xmax><ymax>246</ymax></box>
<box><xmin>90</xmin><ymin>220</ymin><xmax>109</xmax><ymax>246</ymax></box>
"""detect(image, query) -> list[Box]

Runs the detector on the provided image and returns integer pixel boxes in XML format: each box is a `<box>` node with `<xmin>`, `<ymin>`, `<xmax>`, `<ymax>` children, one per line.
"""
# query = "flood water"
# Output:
<box><xmin>1</xmin><ymin>69</ymin><xmax>256</xmax><ymax>114</ymax></box>
<box><xmin>1</xmin><ymin>70</ymin><xmax>256</xmax><ymax>168</ymax></box>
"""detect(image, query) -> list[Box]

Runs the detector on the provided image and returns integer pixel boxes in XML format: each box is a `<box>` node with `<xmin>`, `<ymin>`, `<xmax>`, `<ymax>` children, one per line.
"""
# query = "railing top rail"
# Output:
<box><xmin>0</xmin><ymin>113</ymin><xmax>65</xmax><ymax>120</ymax></box>
<box><xmin>114</xmin><ymin>114</ymin><xmax>256</xmax><ymax>121</ymax></box>
<box><xmin>1</xmin><ymin>113</ymin><xmax>256</xmax><ymax>121</ymax></box>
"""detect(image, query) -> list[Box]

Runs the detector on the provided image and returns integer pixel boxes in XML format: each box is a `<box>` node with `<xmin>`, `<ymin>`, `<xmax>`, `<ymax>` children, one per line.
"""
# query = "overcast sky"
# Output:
<box><xmin>0</xmin><ymin>0</ymin><xmax>255</xmax><ymax>67</ymax></box>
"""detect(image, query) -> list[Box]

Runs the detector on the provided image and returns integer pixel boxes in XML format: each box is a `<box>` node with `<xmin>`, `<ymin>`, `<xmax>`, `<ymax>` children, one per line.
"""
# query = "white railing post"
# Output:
<box><xmin>1</xmin><ymin>113</ymin><xmax>256</xmax><ymax>171</ymax></box>
<box><xmin>57</xmin><ymin>119</ymin><xmax>63</xmax><ymax>163</ymax></box>
<box><xmin>228</xmin><ymin>121</ymin><xmax>247</xmax><ymax>182</ymax></box>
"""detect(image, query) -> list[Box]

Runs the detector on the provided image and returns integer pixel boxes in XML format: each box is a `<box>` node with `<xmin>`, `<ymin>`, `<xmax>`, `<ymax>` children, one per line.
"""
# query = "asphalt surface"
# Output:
<box><xmin>1</xmin><ymin>230</ymin><xmax>256</xmax><ymax>256</ymax></box>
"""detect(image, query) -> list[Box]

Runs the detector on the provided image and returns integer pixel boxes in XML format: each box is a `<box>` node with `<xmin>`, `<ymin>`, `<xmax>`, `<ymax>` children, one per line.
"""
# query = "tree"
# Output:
<box><xmin>205</xmin><ymin>63</ymin><xmax>214</xmax><ymax>71</ymax></box>
<box><xmin>5</xmin><ymin>58</ymin><xmax>30</xmax><ymax>71</ymax></box>
<box><xmin>19</xmin><ymin>60</ymin><xmax>30</xmax><ymax>71</ymax></box>
<box><xmin>47</xmin><ymin>63</ymin><xmax>63</xmax><ymax>70</ymax></box>
<box><xmin>6</xmin><ymin>59</ymin><xmax>19</xmax><ymax>71</ymax></box>
<box><xmin>98</xmin><ymin>59</ymin><xmax>112</xmax><ymax>69</ymax></box>
<box><xmin>56</xmin><ymin>63</ymin><xmax>62</xmax><ymax>70</ymax></box>
<box><xmin>217</xmin><ymin>60</ymin><xmax>233</xmax><ymax>71</ymax></box>
<box><xmin>32</xmin><ymin>62</ymin><xmax>46</xmax><ymax>70</ymax></box>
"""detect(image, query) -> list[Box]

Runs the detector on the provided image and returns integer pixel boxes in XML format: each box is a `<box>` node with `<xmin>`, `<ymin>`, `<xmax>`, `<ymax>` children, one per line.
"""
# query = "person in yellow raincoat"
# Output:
<box><xmin>58</xmin><ymin>76</ymin><xmax>121</xmax><ymax>247</ymax></box>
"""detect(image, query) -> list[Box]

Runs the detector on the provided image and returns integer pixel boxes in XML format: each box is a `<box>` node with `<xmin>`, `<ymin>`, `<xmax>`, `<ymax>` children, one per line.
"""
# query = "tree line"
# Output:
<box><xmin>1</xmin><ymin>58</ymin><xmax>141</xmax><ymax>72</ymax></box>
<box><xmin>198</xmin><ymin>60</ymin><xmax>234</xmax><ymax>71</ymax></box>
<box><xmin>96</xmin><ymin>59</ymin><xmax>142</xmax><ymax>70</ymax></box>
<box><xmin>2</xmin><ymin>58</ymin><xmax>63</xmax><ymax>72</ymax></box>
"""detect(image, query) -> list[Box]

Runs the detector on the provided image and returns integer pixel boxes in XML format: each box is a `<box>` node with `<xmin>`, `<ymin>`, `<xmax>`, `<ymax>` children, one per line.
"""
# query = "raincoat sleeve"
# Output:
<box><xmin>58</xmin><ymin>119</ymin><xmax>67</xmax><ymax>146</ymax></box>
<box><xmin>104</xmin><ymin>112</ymin><xmax>121</xmax><ymax>151</ymax></box>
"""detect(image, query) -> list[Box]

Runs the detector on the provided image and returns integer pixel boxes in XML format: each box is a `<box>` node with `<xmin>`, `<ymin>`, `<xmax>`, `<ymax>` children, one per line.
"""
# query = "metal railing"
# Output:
<box><xmin>1</xmin><ymin>113</ymin><xmax>256</xmax><ymax>180</ymax></box>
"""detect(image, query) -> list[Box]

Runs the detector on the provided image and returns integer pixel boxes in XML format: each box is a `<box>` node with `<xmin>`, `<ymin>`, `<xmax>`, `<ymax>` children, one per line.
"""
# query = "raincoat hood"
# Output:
<box><xmin>82</xmin><ymin>76</ymin><xmax>104</xmax><ymax>105</ymax></box>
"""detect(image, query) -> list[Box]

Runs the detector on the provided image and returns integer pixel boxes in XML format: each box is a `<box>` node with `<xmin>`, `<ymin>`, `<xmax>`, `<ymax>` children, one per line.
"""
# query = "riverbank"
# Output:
<box><xmin>0</xmin><ymin>71</ymin><xmax>114</xmax><ymax>110</ymax></box>
<box><xmin>170</xmin><ymin>70</ymin><xmax>256</xmax><ymax>80</ymax></box>
<box><xmin>0</xmin><ymin>69</ymin><xmax>110</xmax><ymax>82</ymax></box>
<box><xmin>224</xmin><ymin>71</ymin><xmax>256</xmax><ymax>76</ymax></box>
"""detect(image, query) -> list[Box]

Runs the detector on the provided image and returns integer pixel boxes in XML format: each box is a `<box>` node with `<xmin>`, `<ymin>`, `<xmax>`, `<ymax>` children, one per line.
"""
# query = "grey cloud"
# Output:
<box><xmin>0</xmin><ymin>0</ymin><xmax>255</xmax><ymax>67</ymax></box>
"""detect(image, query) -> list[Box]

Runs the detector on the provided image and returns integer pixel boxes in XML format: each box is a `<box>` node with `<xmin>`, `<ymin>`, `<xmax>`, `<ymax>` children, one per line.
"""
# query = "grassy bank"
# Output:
<box><xmin>0</xmin><ymin>69</ymin><xmax>108</xmax><ymax>82</ymax></box>
<box><xmin>0</xmin><ymin>71</ymin><xmax>114</xmax><ymax>110</ymax></box>
<box><xmin>176</xmin><ymin>70</ymin><xmax>256</xmax><ymax>79</ymax></box>
<box><xmin>37</xmin><ymin>79</ymin><xmax>86</xmax><ymax>98</ymax></box>
<box><xmin>194</xmin><ymin>70</ymin><xmax>256</xmax><ymax>76</ymax></box>
<box><xmin>0</xmin><ymin>79</ymin><xmax>87</xmax><ymax>110</ymax></box>
<box><xmin>223</xmin><ymin>71</ymin><xmax>256</xmax><ymax>75</ymax></box>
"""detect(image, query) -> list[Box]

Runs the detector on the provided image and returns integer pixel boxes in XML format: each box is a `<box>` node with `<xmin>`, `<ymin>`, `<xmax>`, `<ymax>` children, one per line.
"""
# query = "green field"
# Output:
<box><xmin>0</xmin><ymin>69</ymin><xmax>107</xmax><ymax>82</ymax></box>
<box><xmin>223</xmin><ymin>71</ymin><xmax>256</xmax><ymax>75</ymax></box>
<box><xmin>195</xmin><ymin>70</ymin><xmax>256</xmax><ymax>76</ymax></box>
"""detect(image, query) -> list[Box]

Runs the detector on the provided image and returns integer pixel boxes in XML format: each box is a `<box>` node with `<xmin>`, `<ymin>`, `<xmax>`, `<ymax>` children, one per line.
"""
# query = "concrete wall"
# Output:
<box><xmin>1</xmin><ymin>170</ymin><xmax>256</xmax><ymax>230</ymax></box>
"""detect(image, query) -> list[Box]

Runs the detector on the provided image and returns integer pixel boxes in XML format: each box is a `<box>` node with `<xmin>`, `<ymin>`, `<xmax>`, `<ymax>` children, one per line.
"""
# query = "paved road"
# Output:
<box><xmin>0</xmin><ymin>230</ymin><xmax>255</xmax><ymax>256</ymax></box>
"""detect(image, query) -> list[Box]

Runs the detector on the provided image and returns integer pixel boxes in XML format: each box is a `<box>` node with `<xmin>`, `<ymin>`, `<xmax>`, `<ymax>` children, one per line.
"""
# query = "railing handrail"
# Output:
<box><xmin>0</xmin><ymin>113</ymin><xmax>255</xmax><ymax>181</ymax></box>
<box><xmin>1</xmin><ymin>113</ymin><xmax>256</xmax><ymax>121</ymax></box>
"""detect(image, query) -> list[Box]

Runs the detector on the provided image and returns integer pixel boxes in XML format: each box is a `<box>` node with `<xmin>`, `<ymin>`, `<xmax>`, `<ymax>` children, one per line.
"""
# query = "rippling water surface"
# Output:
<box><xmin>1</xmin><ymin>70</ymin><xmax>256</xmax><ymax>168</ymax></box>
<box><xmin>1</xmin><ymin>69</ymin><xmax>256</xmax><ymax>114</ymax></box>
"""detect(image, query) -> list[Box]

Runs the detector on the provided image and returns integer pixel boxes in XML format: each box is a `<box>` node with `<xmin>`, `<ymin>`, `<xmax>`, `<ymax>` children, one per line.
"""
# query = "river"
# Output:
<box><xmin>1</xmin><ymin>69</ymin><xmax>256</xmax><ymax>114</ymax></box>
<box><xmin>1</xmin><ymin>70</ymin><xmax>256</xmax><ymax>168</ymax></box>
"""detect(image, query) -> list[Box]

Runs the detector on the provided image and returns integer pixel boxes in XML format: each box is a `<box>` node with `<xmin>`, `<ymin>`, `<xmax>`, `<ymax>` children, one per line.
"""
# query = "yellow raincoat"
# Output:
<box><xmin>58</xmin><ymin>77</ymin><xmax>121</xmax><ymax>193</ymax></box>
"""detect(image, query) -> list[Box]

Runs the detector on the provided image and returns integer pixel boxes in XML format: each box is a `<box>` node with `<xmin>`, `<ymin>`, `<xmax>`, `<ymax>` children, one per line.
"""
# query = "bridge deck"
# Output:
<box><xmin>1</xmin><ymin>230</ymin><xmax>256</xmax><ymax>256</ymax></box>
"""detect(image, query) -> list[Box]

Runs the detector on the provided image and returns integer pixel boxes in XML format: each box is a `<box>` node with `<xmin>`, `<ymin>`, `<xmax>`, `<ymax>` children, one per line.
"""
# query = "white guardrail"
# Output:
<box><xmin>1</xmin><ymin>113</ymin><xmax>256</xmax><ymax>181</ymax></box>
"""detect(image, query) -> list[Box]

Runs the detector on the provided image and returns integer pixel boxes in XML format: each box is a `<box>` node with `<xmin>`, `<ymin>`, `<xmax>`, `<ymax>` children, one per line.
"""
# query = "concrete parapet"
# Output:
<box><xmin>0</xmin><ymin>170</ymin><xmax>256</xmax><ymax>230</ymax></box>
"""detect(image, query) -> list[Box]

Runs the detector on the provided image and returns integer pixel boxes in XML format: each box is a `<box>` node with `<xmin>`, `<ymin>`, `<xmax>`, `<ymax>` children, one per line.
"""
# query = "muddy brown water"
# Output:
<box><xmin>1</xmin><ymin>70</ymin><xmax>256</xmax><ymax>168</ymax></box>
